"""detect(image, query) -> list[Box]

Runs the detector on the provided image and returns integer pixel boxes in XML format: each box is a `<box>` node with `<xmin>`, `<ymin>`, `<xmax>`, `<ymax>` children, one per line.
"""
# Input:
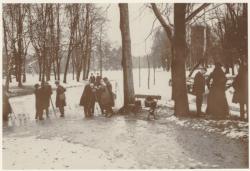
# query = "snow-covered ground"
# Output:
<box><xmin>3</xmin><ymin>67</ymin><xmax>248</xmax><ymax>169</ymax></box>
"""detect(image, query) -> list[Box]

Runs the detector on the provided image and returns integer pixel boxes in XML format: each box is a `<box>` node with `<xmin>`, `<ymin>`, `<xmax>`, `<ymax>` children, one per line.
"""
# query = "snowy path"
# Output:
<box><xmin>3</xmin><ymin>86</ymin><xmax>248</xmax><ymax>169</ymax></box>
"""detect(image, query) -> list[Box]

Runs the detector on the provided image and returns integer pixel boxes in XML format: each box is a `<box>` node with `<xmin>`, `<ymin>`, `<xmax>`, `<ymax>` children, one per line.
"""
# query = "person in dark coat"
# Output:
<box><xmin>34</xmin><ymin>84</ymin><xmax>45</xmax><ymax>120</ymax></box>
<box><xmin>193</xmin><ymin>68</ymin><xmax>206</xmax><ymax>116</ymax></box>
<box><xmin>95</xmin><ymin>80</ymin><xmax>105</xmax><ymax>115</ymax></box>
<box><xmin>232</xmin><ymin>63</ymin><xmax>248</xmax><ymax>119</ymax></box>
<box><xmin>206</xmin><ymin>63</ymin><xmax>229</xmax><ymax>119</ymax></box>
<box><xmin>40</xmin><ymin>82</ymin><xmax>53</xmax><ymax>118</ymax></box>
<box><xmin>3</xmin><ymin>90</ymin><xmax>11</xmax><ymax>121</ymax></box>
<box><xmin>43</xmin><ymin>82</ymin><xmax>52</xmax><ymax>117</ymax></box>
<box><xmin>55</xmin><ymin>81</ymin><xmax>66</xmax><ymax>117</ymax></box>
<box><xmin>101</xmin><ymin>77</ymin><xmax>114</xmax><ymax>117</ymax></box>
<box><xmin>89</xmin><ymin>73</ymin><xmax>96</xmax><ymax>84</ymax></box>
<box><xmin>95</xmin><ymin>73</ymin><xmax>102</xmax><ymax>86</ymax></box>
<box><xmin>34</xmin><ymin>84</ymin><xmax>40</xmax><ymax>120</ymax></box>
<box><xmin>80</xmin><ymin>82</ymin><xmax>96</xmax><ymax>117</ymax></box>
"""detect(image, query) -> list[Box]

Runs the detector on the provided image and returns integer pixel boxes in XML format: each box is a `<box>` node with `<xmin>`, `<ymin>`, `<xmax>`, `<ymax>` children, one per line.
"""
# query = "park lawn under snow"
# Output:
<box><xmin>6</xmin><ymin>67</ymin><xmax>248</xmax><ymax>140</ymax></box>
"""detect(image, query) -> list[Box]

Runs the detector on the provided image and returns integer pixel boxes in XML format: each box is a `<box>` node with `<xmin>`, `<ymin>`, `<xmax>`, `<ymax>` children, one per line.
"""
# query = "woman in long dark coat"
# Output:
<box><xmin>232</xmin><ymin>64</ymin><xmax>248</xmax><ymax>119</ymax></box>
<box><xmin>101</xmin><ymin>77</ymin><xmax>114</xmax><ymax>117</ymax></box>
<box><xmin>206</xmin><ymin>63</ymin><xmax>229</xmax><ymax>119</ymax></box>
<box><xmin>3</xmin><ymin>90</ymin><xmax>11</xmax><ymax>121</ymax></box>
<box><xmin>79</xmin><ymin>83</ymin><xmax>96</xmax><ymax>117</ymax></box>
<box><xmin>55</xmin><ymin>81</ymin><xmax>66</xmax><ymax>117</ymax></box>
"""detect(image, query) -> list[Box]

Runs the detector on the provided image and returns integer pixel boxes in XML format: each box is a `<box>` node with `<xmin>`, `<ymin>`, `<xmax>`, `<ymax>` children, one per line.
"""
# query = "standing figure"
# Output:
<box><xmin>206</xmin><ymin>63</ymin><xmax>229</xmax><ymax>119</ymax></box>
<box><xmin>44</xmin><ymin>82</ymin><xmax>52</xmax><ymax>117</ymax></box>
<box><xmin>95</xmin><ymin>73</ymin><xmax>102</xmax><ymax>86</ymax></box>
<box><xmin>101</xmin><ymin>77</ymin><xmax>114</xmax><ymax>117</ymax></box>
<box><xmin>95</xmin><ymin>81</ymin><xmax>105</xmax><ymax>115</ymax></box>
<box><xmin>55</xmin><ymin>81</ymin><xmax>66</xmax><ymax>117</ymax></box>
<box><xmin>80</xmin><ymin>82</ymin><xmax>96</xmax><ymax>117</ymax></box>
<box><xmin>34</xmin><ymin>84</ymin><xmax>40</xmax><ymax>120</ymax></box>
<box><xmin>34</xmin><ymin>84</ymin><xmax>44</xmax><ymax>120</ymax></box>
<box><xmin>193</xmin><ymin>68</ymin><xmax>206</xmax><ymax>116</ymax></box>
<box><xmin>40</xmin><ymin>82</ymin><xmax>53</xmax><ymax>118</ymax></box>
<box><xmin>3</xmin><ymin>89</ymin><xmax>12</xmax><ymax>121</ymax></box>
<box><xmin>232</xmin><ymin>63</ymin><xmax>248</xmax><ymax>119</ymax></box>
<box><xmin>89</xmin><ymin>73</ymin><xmax>96</xmax><ymax>84</ymax></box>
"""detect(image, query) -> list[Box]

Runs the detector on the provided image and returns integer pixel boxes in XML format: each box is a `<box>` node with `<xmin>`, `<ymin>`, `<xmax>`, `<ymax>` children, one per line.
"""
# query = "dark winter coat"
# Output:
<box><xmin>89</xmin><ymin>76</ymin><xmax>96</xmax><ymax>84</ymax></box>
<box><xmin>3</xmin><ymin>93</ymin><xmax>11</xmax><ymax>121</ymax></box>
<box><xmin>100</xmin><ymin>83</ymin><xmax>114</xmax><ymax>108</ymax></box>
<box><xmin>206</xmin><ymin>66</ymin><xmax>229</xmax><ymax>118</ymax></box>
<box><xmin>95</xmin><ymin>76</ymin><xmax>102</xmax><ymax>86</ymax></box>
<box><xmin>34</xmin><ymin>88</ymin><xmax>40</xmax><ymax>109</ymax></box>
<box><xmin>44</xmin><ymin>84</ymin><xmax>52</xmax><ymax>108</ymax></box>
<box><xmin>193</xmin><ymin>72</ymin><xmax>206</xmax><ymax>96</ymax></box>
<box><xmin>232</xmin><ymin>65</ymin><xmax>248</xmax><ymax>104</ymax></box>
<box><xmin>56</xmin><ymin>85</ymin><xmax>66</xmax><ymax>107</ymax></box>
<box><xmin>40</xmin><ymin>85</ymin><xmax>52</xmax><ymax>109</ymax></box>
<box><xmin>79</xmin><ymin>84</ymin><xmax>96</xmax><ymax>107</ymax></box>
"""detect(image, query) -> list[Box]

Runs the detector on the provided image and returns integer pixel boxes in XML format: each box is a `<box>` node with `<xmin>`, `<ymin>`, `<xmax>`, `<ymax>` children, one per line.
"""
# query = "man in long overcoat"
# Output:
<box><xmin>3</xmin><ymin>89</ymin><xmax>11</xmax><ymax>121</ymax></box>
<box><xmin>80</xmin><ymin>82</ymin><xmax>96</xmax><ymax>117</ymax></box>
<box><xmin>55</xmin><ymin>81</ymin><xmax>66</xmax><ymax>117</ymax></box>
<box><xmin>232</xmin><ymin>63</ymin><xmax>248</xmax><ymax>119</ymax></box>
<box><xmin>193</xmin><ymin>68</ymin><xmax>206</xmax><ymax>116</ymax></box>
<box><xmin>43</xmin><ymin>82</ymin><xmax>52</xmax><ymax>117</ymax></box>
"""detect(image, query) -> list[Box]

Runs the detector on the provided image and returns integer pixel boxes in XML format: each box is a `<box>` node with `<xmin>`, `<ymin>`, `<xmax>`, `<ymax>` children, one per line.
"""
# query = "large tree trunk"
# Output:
<box><xmin>3</xmin><ymin>16</ymin><xmax>10</xmax><ymax>91</ymax></box>
<box><xmin>172</xmin><ymin>4</ymin><xmax>189</xmax><ymax>115</ymax></box>
<box><xmin>56</xmin><ymin>4</ymin><xmax>61</xmax><ymax>80</ymax></box>
<box><xmin>119</xmin><ymin>3</ymin><xmax>135</xmax><ymax>107</ymax></box>
<box><xmin>146</xmin><ymin>55</ymin><xmax>150</xmax><ymax>89</ymax></box>
<box><xmin>16</xmin><ymin>5</ymin><xmax>23</xmax><ymax>87</ymax></box>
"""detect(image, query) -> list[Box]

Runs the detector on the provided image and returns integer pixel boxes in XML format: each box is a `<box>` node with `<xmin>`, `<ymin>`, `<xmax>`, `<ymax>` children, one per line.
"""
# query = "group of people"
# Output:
<box><xmin>192</xmin><ymin>62</ymin><xmax>248</xmax><ymax>120</ymax></box>
<box><xmin>34</xmin><ymin>81</ymin><xmax>66</xmax><ymax>120</ymax></box>
<box><xmin>33</xmin><ymin>73</ymin><xmax>114</xmax><ymax>120</ymax></box>
<box><xmin>80</xmin><ymin>73</ymin><xmax>115</xmax><ymax>118</ymax></box>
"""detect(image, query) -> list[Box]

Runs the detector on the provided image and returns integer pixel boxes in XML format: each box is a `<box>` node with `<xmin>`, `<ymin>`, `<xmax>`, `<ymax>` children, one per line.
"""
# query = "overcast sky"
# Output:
<box><xmin>99</xmin><ymin>4</ymin><xmax>161</xmax><ymax>57</ymax></box>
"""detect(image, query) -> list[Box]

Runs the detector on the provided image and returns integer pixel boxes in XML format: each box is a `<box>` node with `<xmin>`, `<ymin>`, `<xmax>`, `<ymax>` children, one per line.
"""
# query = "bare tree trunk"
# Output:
<box><xmin>99</xmin><ymin>24</ymin><xmax>103</xmax><ymax>77</ymax></box>
<box><xmin>56</xmin><ymin>4</ymin><xmax>61</xmax><ymax>80</ymax></box>
<box><xmin>153</xmin><ymin>62</ymin><xmax>156</xmax><ymax>85</ymax></box>
<box><xmin>147</xmin><ymin>55</ymin><xmax>150</xmax><ymax>89</ymax></box>
<box><xmin>72</xmin><ymin>59</ymin><xmax>75</xmax><ymax>80</ymax></box>
<box><xmin>119</xmin><ymin>3</ymin><xmax>135</xmax><ymax>107</ymax></box>
<box><xmin>3</xmin><ymin>16</ymin><xmax>10</xmax><ymax>91</ymax></box>
<box><xmin>16</xmin><ymin>4</ymin><xmax>23</xmax><ymax>87</ymax></box>
<box><xmin>173</xmin><ymin>4</ymin><xmax>189</xmax><ymax>115</ymax></box>
<box><xmin>22</xmin><ymin>58</ymin><xmax>26</xmax><ymax>82</ymax></box>
<box><xmin>139</xmin><ymin>56</ymin><xmax>141</xmax><ymax>87</ymax></box>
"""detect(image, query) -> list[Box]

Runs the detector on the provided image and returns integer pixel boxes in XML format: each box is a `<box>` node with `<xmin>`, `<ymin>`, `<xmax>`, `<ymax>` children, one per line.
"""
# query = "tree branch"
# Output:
<box><xmin>185</xmin><ymin>3</ymin><xmax>210</xmax><ymax>23</ymax></box>
<box><xmin>151</xmin><ymin>3</ymin><xmax>173</xmax><ymax>43</ymax></box>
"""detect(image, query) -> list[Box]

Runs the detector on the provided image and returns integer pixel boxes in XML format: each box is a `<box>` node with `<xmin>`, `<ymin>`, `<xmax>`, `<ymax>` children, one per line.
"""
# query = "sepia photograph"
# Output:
<box><xmin>2</xmin><ymin>1</ymin><xmax>249</xmax><ymax>169</ymax></box>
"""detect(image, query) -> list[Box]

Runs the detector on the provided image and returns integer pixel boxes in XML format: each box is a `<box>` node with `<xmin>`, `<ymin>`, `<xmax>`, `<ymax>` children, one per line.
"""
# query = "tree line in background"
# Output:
<box><xmin>150</xmin><ymin>3</ymin><xmax>247</xmax><ymax>74</ymax></box>
<box><xmin>2</xmin><ymin>3</ymin><xmax>248</xmax><ymax>115</ymax></box>
<box><xmin>3</xmin><ymin>4</ymin><xmax>107</xmax><ymax>90</ymax></box>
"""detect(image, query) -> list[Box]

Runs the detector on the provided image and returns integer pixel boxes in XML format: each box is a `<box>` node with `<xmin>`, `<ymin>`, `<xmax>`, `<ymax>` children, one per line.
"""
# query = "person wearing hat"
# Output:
<box><xmin>206</xmin><ymin>63</ymin><xmax>229</xmax><ymax>119</ymax></box>
<box><xmin>193</xmin><ymin>67</ymin><xmax>206</xmax><ymax>116</ymax></box>
<box><xmin>79</xmin><ymin>82</ymin><xmax>96</xmax><ymax>117</ymax></box>
<box><xmin>55</xmin><ymin>81</ymin><xmax>66</xmax><ymax>117</ymax></box>
<box><xmin>3</xmin><ymin>87</ymin><xmax>12</xmax><ymax>121</ymax></box>
<box><xmin>232</xmin><ymin>62</ymin><xmax>248</xmax><ymax>120</ymax></box>
<box><xmin>34</xmin><ymin>83</ymin><xmax>44</xmax><ymax>120</ymax></box>
<box><xmin>42</xmin><ymin>82</ymin><xmax>52</xmax><ymax>118</ymax></box>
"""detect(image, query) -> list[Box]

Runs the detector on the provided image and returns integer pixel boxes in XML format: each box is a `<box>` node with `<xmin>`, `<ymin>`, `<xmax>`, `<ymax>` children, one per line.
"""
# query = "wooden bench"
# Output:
<box><xmin>133</xmin><ymin>94</ymin><xmax>161</xmax><ymax>120</ymax></box>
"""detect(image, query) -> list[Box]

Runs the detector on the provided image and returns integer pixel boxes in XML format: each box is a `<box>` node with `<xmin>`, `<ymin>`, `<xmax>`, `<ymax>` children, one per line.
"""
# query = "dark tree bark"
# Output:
<box><xmin>119</xmin><ymin>3</ymin><xmax>135</xmax><ymax>106</ymax></box>
<box><xmin>16</xmin><ymin>4</ymin><xmax>23</xmax><ymax>87</ymax></box>
<box><xmin>172</xmin><ymin>4</ymin><xmax>189</xmax><ymax>115</ymax></box>
<box><xmin>147</xmin><ymin>55</ymin><xmax>150</xmax><ymax>89</ymax></box>
<box><xmin>3</xmin><ymin>16</ymin><xmax>10</xmax><ymax>91</ymax></box>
